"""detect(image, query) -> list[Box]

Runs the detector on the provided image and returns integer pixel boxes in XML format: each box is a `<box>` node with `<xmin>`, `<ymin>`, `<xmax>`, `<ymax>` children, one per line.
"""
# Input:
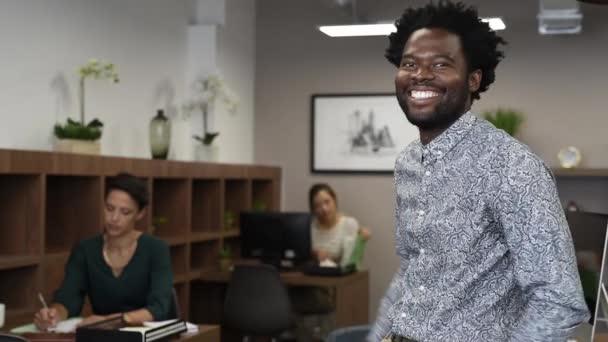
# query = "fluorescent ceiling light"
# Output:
<box><xmin>318</xmin><ymin>23</ymin><xmax>396</xmax><ymax>37</ymax></box>
<box><xmin>481</xmin><ymin>17</ymin><xmax>506</xmax><ymax>31</ymax></box>
<box><xmin>318</xmin><ymin>17</ymin><xmax>506</xmax><ymax>37</ymax></box>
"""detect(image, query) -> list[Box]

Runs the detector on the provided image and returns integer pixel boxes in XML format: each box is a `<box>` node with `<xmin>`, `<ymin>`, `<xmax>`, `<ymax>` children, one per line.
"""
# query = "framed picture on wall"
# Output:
<box><xmin>311</xmin><ymin>93</ymin><xmax>419</xmax><ymax>174</ymax></box>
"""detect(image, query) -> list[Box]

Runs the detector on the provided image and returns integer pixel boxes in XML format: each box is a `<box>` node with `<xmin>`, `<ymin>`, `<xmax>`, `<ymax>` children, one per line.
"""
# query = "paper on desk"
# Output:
<box><xmin>10</xmin><ymin>317</ymin><xmax>83</xmax><ymax>334</ymax></box>
<box><xmin>143</xmin><ymin>319</ymin><xmax>199</xmax><ymax>333</ymax></box>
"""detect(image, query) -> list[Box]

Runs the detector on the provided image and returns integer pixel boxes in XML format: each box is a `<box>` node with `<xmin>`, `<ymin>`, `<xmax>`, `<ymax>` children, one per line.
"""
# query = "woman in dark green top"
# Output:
<box><xmin>34</xmin><ymin>173</ymin><xmax>173</xmax><ymax>330</ymax></box>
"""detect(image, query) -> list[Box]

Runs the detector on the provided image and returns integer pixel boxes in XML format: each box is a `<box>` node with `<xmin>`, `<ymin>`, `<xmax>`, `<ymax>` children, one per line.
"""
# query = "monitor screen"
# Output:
<box><xmin>239</xmin><ymin>211</ymin><xmax>312</xmax><ymax>267</ymax></box>
<box><xmin>279</xmin><ymin>212</ymin><xmax>312</xmax><ymax>264</ymax></box>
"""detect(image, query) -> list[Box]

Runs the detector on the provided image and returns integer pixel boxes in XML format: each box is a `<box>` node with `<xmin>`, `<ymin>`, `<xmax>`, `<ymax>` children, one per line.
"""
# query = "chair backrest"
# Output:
<box><xmin>0</xmin><ymin>333</ymin><xmax>28</xmax><ymax>342</ymax></box>
<box><xmin>167</xmin><ymin>286</ymin><xmax>180</xmax><ymax>320</ymax></box>
<box><xmin>222</xmin><ymin>264</ymin><xmax>292</xmax><ymax>336</ymax></box>
<box><xmin>326</xmin><ymin>325</ymin><xmax>371</xmax><ymax>342</ymax></box>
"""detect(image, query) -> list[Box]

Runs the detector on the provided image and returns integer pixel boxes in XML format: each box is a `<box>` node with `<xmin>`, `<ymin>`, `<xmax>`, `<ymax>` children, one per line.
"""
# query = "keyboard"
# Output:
<box><xmin>300</xmin><ymin>263</ymin><xmax>356</xmax><ymax>276</ymax></box>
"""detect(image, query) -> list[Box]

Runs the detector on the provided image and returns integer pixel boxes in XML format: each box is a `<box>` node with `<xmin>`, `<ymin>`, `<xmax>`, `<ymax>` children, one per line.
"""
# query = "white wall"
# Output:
<box><xmin>215</xmin><ymin>0</ymin><xmax>255</xmax><ymax>163</ymax></box>
<box><xmin>0</xmin><ymin>0</ymin><xmax>255</xmax><ymax>163</ymax></box>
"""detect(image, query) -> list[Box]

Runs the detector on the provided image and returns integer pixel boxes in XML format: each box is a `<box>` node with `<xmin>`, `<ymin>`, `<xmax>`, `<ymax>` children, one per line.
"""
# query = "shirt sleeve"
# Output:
<box><xmin>145</xmin><ymin>240</ymin><xmax>173</xmax><ymax>321</ymax></box>
<box><xmin>368</xmin><ymin>262</ymin><xmax>407</xmax><ymax>342</ymax></box>
<box><xmin>53</xmin><ymin>242</ymin><xmax>87</xmax><ymax>317</ymax></box>
<box><xmin>496</xmin><ymin>147</ymin><xmax>590</xmax><ymax>341</ymax></box>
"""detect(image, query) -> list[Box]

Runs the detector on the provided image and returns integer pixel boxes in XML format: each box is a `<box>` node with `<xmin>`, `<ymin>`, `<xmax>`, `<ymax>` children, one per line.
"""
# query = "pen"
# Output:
<box><xmin>38</xmin><ymin>292</ymin><xmax>48</xmax><ymax>310</ymax></box>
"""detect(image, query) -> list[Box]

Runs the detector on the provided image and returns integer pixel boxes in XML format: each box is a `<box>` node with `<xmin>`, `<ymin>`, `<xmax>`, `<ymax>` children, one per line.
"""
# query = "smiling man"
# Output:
<box><xmin>369</xmin><ymin>1</ymin><xmax>589</xmax><ymax>342</ymax></box>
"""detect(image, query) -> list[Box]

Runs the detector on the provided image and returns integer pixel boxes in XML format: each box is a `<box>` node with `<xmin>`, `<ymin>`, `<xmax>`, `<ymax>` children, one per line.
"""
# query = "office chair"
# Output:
<box><xmin>0</xmin><ymin>333</ymin><xmax>28</xmax><ymax>342</ymax></box>
<box><xmin>326</xmin><ymin>325</ymin><xmax>371</xmax><ymax>342</ymax></box>
<box><xmin>167</xmin><ymin>286</ymin><xmax>181</xmax><ymax>319</ymax></box>
<box><xmin>222</xmin><ymin>264</ymin><xmax>292</xmax><ymax>342</ymax></box>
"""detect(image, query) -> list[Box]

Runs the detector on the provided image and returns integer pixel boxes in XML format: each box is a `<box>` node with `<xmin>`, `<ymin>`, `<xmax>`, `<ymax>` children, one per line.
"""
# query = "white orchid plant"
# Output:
<box><xmin>183</xmin><ymin>74</ymin><xmax>239</xmax><ymax>145</ymax></box>
<box><xmin>54</xmin><ymin>58</ymin><xmax>119</xmax><ymax>141</ymax></box>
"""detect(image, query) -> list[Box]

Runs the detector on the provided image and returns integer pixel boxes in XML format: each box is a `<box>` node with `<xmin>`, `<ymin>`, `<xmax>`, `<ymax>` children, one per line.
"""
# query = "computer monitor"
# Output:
<box><xmin>240</xmin><ymin>212</ymin><xmax>284</xmax><ymax>264</ymax></box>
<box><xmin>240</xmin><ymin>211</ymin><xmax>312</xmax><ymax>268</ymax></box>
<box><xmin>279</xmin><ymin>212</ymin><xmax>312</xmax><ymax>266</ymax></box>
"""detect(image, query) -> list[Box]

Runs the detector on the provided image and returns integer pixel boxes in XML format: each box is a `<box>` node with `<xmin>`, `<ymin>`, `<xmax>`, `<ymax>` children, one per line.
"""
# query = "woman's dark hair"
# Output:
<box><xmin>385</xmin><ymin>0</ymin><xmax>507</xmax><ymax>101</ymax></box>
<box><xmin>308</xmin><ymin>183</ymin><xmax>337</xmax><ymax>211</ymax></box>
<box><xmin>105</xmin><ymin>172</ymin><xmax>149</xmax><ymax>210</ymax></box>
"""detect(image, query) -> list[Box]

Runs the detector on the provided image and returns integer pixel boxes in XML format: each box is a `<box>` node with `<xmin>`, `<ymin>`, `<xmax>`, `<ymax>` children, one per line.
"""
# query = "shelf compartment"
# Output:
<box><xmin>170</xmin><ymin>243</ymin><xmax>188</xmax><ymax>281</ymax></box>
<box><xmin>224</xmin><ymin>179</ymin><xmax>250</xmax><ymax>229</ymax></box>
<box><xmin>0</xmin><ymin>175</ymin><xmax>43</xmax><ymax>257</ymax></box>
<box><xmin>42</xmin><ymin>252</ymin><xmax>70</xmax><ymax>300</ymax></box>
<box><xmin>45</xmin><ymin>176</ymin><xmax>102</xmax><ymax>254</ymax></box>
<box><xmin>190</xmin><ymin>241</ymin><xmax>219</xmax><ymax>274</ymax></box>
<box><xmin>191</xmin><ymin>179</ymin><xmax>221</xmax><ymax>234</ymax></box>
<box><xmin>0</xmin><ymin>255</ymin><xmax>40</xmax><ymax>270</ymax></box>
<box><xmin>0</xmin><ymin>266</ymin><xmax>39</xmax><ymax>314</ymax></box>
<box><xmin>151</xmin><ymin>178</ymin><xmax>190</xmax><ymax>239</ymax></box>
<box><xmin>251</xmin><ymin>179</ymin><xmax>275</xmax><ymax>211</ymax></box>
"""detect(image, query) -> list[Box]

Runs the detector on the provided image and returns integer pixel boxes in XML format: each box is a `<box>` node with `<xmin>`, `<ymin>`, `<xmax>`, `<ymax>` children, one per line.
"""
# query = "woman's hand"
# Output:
<box><xmin>34</xmin><ymin>308</ymin><xmax>59</xmax><ymax>331</ymax></box>
<box><xmin>358</xmin><ymin>227</ymin><xmax>371</xmax><ymax>240</ymax></box>
<box><xmin>77</xmin><ymin>315</ymin><xmax>108</xmax><ymax>327</ymax></box>
<box><xmin>314</xmin><ymin>249</ymin><xmax>332</xmax><ymax>262</ymax></box>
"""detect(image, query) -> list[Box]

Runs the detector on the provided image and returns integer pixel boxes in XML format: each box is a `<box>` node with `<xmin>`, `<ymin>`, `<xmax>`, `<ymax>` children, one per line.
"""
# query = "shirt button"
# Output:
<box><xmin>425</xmin><ymin>170</ymin><xmax>431</xmax><ymax>176</ymax></box>
<box><xmin>418</xmin><ymin>210</ymin><xmax>425</xmax><ymax>216</ymax></box>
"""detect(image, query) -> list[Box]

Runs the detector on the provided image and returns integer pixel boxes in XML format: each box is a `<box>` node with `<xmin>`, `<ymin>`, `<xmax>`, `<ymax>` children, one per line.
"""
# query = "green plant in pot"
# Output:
<box><xmin>224</xmin><ymin>210</ymin><xmax>235</xmax><ymax>230</ymax></box>
<box><xmin>483</xmin><ymin>108</ymin><xmax>524</xmax><ymax>137</ymax></box>
<box><xmin>218</xmin><ymin>244</ymin><xmax>232</xmax><ymax>271</ymax></box>
<box><xmin>54</xmin><ymin>59</ymin><xmax>119</xmax><ymax>154</ymax></box>
<box><xmin>252</xmin><ymin>199</ymin><xmax>267</xmax><ymax>212</ymax></box>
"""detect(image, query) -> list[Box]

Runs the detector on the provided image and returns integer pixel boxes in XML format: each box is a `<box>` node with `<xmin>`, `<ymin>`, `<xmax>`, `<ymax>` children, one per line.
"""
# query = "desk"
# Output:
<box><xmin>7</xmin><ymin>325</ymin><xmax>220</xmax><ymax>342</ymax></box>
<box><xmin>197</xmin><ymin>269</ymin><xmax>369</xmax><ymax>328</ymax></box>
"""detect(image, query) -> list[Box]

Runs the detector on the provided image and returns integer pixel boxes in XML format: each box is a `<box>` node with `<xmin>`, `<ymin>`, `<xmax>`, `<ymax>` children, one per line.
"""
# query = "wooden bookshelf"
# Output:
<box><xmin>553</xmin><ymin>168</ymin><xmax>608</xmax><ymax>214</ymax></box>
<box><xmin>552</xmin><ymin>168</ymin><xmax>608</xmax><ymax>178</ymax></box>
<box><xmin>0</xmin><ymin>149</ymin><xmax>281</xmax><ymax>326</ymax></box>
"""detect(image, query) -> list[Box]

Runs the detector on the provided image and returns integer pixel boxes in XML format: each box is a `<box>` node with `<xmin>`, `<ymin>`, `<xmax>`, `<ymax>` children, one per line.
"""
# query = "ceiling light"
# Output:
<box><xmin>319</xmin><ymin>17</ymin><xmax>506</xmax><ymax>37</ymax></box>
<box><xmin>481</xmin><ymin>17</ymin><xmax>507</xmax><ymax>31</ymax></box>
<box><xmin>318</xmin><ymin>23</ymin><xmax>396</xmax><ymax>37</ymax></box>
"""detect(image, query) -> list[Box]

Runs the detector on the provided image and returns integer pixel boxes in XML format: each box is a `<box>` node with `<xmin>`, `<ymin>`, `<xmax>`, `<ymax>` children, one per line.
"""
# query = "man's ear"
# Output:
<box><xmin>468</xmin><ymin>69</ymin><xmax>482</xmax><ymax>92</ymax></box>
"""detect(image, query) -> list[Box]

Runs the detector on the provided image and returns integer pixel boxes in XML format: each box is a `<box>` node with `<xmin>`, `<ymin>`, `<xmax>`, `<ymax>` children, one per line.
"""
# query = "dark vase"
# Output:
<box><xmin>149</xmin><ymin>109</ymin><xmax>171</xmax><ymax>159</ymax></box>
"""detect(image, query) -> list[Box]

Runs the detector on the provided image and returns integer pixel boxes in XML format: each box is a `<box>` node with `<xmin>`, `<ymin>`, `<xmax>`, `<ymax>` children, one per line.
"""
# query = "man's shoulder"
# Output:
<box><xmin>474</xmin><ymin>119</ymin><xmax>551</xmax><ymax>179</ymax></box>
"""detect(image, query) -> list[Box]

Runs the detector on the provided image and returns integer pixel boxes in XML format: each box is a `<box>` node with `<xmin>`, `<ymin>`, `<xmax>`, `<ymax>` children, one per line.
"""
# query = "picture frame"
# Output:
<box><xmin>310</xmin><ymin>93</ymin><xmax>418</xmax><ymax>174</ymax></box>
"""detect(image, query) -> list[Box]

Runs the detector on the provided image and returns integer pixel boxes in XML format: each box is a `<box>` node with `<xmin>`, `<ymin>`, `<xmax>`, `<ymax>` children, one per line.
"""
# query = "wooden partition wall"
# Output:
<box><xmin>0</xmin><ymin>149</ymin><xmax>281</xmax><ymax>328</ymax></box>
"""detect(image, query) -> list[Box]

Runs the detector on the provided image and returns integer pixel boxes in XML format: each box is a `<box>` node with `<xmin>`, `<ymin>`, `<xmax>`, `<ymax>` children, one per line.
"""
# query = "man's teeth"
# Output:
<box><xmin>410</xmin><ymin>90</ymin><xmax>439</xmax><ymax>99</ymax></box>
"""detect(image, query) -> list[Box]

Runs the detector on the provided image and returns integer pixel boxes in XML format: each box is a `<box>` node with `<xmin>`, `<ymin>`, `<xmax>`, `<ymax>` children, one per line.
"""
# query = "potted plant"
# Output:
<box><xmin>54</xmin><ymin>59</ymin><xmax>119</xmax><ymax>154</ymax></box>
<box><xmin>483</xmin><ymin>108</ymin><xmax>524</xmax><ymax>137</ymax></box>
<box><xmin>218</xmin><ymin>244</ymin><xmax>233</xmax><ymax>271</ymax></box>
<box><xmin>183</xmin><ymin>74</ymin><xmax>238</xmax><ymax>161</ymax></box>
<box><xmin>223</xmin><ymin>210</ymin><xmax>235</xmax><ymax>230</ymax></box>
<box><xmin>252</xmin><ymin>199</ymin><xmax>267</xmax><ymax>212</ymax></box>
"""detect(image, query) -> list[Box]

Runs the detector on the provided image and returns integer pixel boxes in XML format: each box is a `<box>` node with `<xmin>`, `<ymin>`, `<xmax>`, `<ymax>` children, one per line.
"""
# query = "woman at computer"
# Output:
<box><xmin>309</xmin><ymin>183</ymin><xmax>371</xmax><ymax>266</ymax></box>
<box><xmin>33</xmin><ymin>173</ymin><xmax>173</xmax><ymax>330</ymax></box>
<box><xmin>290</xmin><ymin>183</ymin><xmax>371</xmax><ymax>341</ymax></box>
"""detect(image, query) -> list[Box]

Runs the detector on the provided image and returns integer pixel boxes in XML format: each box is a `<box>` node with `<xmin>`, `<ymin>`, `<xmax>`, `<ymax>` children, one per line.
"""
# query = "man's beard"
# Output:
<box><xmin>399</xmin><ymin>83</ymin><xmax>470</xmax><ymax>130</ymax></box>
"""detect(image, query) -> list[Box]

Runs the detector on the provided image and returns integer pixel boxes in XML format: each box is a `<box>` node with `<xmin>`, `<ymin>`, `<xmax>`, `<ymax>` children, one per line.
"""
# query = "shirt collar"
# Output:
<box><xmin>419</xmin><ymin>112</ymin><xmax>477</xmax><ymax>164</ymax></box>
